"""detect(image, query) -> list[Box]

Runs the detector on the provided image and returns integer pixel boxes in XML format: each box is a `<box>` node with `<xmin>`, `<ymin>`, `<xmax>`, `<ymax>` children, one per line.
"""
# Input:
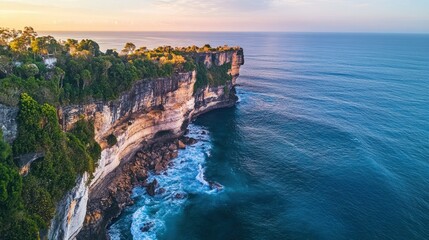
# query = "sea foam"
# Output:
<box><xmin>109</xmin><ymin>124</ymin><xmax>222</xmax><ymax>239</ymax></box>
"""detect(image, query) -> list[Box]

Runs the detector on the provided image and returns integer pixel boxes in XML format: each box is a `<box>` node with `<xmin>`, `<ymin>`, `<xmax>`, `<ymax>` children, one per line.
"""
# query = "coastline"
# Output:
<box><xmin>46</xmin><ymin>48</ymin><xmax>244</xmax><ymax>239</ymax></box>
<box><xmin>76</xmin><ymin>101</ymin><xmax>237</xmax><ymax>239</ymax></box>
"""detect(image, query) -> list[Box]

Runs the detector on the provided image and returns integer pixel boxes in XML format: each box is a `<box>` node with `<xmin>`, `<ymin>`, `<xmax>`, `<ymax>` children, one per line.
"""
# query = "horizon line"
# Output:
<box><xmin>34</xmin><ymin>30</ymin><xmax>429</xmax><ymax>35</ymax></box>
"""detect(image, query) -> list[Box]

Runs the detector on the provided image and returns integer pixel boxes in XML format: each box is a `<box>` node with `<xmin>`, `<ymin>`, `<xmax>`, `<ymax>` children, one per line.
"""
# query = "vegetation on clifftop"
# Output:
<box><xmin>194</xmin><ymin>61</ymin><xmax>233</xmax><ymax>93</ymax></box>
<box><xmin>0</xmin><ymin>27</ymin><xmax>238</xmax><ymax>239</ymax></box>
<box><xmin>0</xmin><ymin>27</ymin><xmax>238</xmax><ymax>106</ymax></box>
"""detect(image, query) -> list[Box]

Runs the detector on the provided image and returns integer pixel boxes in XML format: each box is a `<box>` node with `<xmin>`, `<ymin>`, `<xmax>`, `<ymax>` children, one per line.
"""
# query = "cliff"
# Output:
<box><xmin>46</xmin><ymin>49</ymin><xmax>244</xmax><ymax>239</ymax></box>
<box><xmin>0</xmin><ymin>104</ymin><xmax>18</xmax><ymax>143</ymax></box>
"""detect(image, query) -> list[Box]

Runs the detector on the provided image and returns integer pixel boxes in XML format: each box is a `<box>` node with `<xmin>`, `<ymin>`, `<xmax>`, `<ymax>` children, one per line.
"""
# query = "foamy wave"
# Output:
<box><xmin>197</xmin><ymin>164</ymin><xmax>209</xmax><ymax>186</ymax></box>
<box><xmin>108</xmin><ymin>124</ymin><xmax>222</xmax><ymax>239</ymax></box>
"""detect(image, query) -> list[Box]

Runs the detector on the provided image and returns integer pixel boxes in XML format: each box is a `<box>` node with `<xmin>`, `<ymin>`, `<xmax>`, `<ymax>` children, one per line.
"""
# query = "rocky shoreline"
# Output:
<box><xmin>76</xmin><ymin>135</ymin><xmax>197</xmax><ymax>240</ymax></box>
<box><xmin>43</xmin><ymin>48</ymin><xmax>244</xmax><ymax>239</ymax></box>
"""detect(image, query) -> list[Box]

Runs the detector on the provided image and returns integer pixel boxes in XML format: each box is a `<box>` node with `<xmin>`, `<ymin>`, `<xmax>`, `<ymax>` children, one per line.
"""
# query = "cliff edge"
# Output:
<box><xmin>47</xmin><ymin>49</ymin><xmax>244</xmax><ymax>239</ymax></box>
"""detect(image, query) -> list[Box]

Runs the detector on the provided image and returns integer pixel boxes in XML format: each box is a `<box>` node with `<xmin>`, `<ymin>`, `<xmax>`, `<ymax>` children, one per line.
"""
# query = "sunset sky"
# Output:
<box><xmin>1</xmin><ymin>0</ymin><xmax>429</xmax><ymax>33</ymax></box>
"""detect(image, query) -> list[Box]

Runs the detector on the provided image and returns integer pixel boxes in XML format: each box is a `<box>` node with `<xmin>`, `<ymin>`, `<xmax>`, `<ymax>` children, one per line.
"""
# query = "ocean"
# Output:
<box><xmin>45</xmin><ymin>32</ymin><xmax>429</xmax><ymax>239</ymax></box>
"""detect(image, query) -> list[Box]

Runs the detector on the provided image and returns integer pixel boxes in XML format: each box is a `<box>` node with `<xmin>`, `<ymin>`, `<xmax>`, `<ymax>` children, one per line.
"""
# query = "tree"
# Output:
<box><xmin>122</xmin><ymin>42</ymin><xmax>136</xmax><ymax>55</ymax></box>
<box><xmin>54</xmin><ymin>67</ymin><xmax>65</xmax><ymax>88</ymax></box>
<box><xmin>22</xmin><ymin>176</ymin><xmax>55</xmax><ymax>224</ymax></box>
<box><xmin>0</xmin><ymin>215</ymin><xmax>39</xmax><ymax>240</ymax></box>
<box><xmin>0</xmin><ymin>28</ymin><xmax>13</xmax><ymax>46</ymax></box>
<box><xmin>9</xmin><ymin>26</ymin><xmax>37</xmax><ymax>52</ymax></box>
<box><xmin>77</xmin><ymin>39</ymin><xmax>100</xmax><ymax>56</ymax></box>
<box><xmin>22</xmin><ymin>26</ymin><xmax>37</xmax><ymax>41</ymax></box>
<box><xmin>0</xmin><ymin>56</ymin><xmax>12</xmax><ymax>76</ymax></box>
<box><xmin>22</xmin><ymin>64</ymin><xmax>39</xmax><ymax>78</ymax></box>
<box><xmin>9</xmin><ymin>37</ymin><xmax>27</xmax><ymax>52</ymax></box>
<box><xmin>105</xmin><ymin>49</ymin><xmax>118</xmax><ymax>57</ymax></box>
<box><xmin>0</xmin><ymin>163</ymin><xmax>22</xmax><ymax>211</ymax></box>
<box><xmin>201</xmin><ymin>44</ymin><xmax>212</xmax><ymax>52</ymax></box>
<box><xmin>0</xmin><ymin>131</ymin><xmax>22</xmax><ymax>212</ymax></box>
<box><xmin>31</xmin><ymin>36</ymin><xmax>58</xmax><ymax>55</ymax></box>
<box><xmin>0</xmin><ymin>130</ymin><xmax>13</xmax><ymax>166</ymax></box>
<box><xmin>65</xmin><ymin>39</ymin><xmax>78</xmax><ymax>54</ymax></box>
<box><xmin>135</xmin><ymin>46</ymin><xmax>147</xmax><ymax>55</ymax></box>
<box><xmin>80</xmin><ymin>69</ymin><xmax>92</xmax><ymax>89</ymax></box>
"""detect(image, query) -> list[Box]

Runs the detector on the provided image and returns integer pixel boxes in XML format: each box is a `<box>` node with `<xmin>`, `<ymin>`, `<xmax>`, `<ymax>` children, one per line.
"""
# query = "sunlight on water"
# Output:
<box><xmin>43</xmin><ymin>32</ymin><xmax>429</xmax><ymax>239</ymax></box>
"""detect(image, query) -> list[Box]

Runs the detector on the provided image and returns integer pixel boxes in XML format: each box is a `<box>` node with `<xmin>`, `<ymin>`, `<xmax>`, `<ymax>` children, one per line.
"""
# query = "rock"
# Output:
<box><xmin>140</xmin><ymin>221</ymin><xmax>155</xmax><ymax>232</ymax></box>
<box><xmin>156</xmin><ymin>188</ymin><xmax>166</xmax><ymax>195</ymax></box>
<box><xmin>178</xmin><ymin>140</ymin><xmax>186</xmax><ymax>149</ymax></box>
<box><xmin>136</xmin><ymin>170</ymin><xmax>146</xmax><ymax>182</ymax></box>
<box><xmin>149</xmin><ymin>161</ymin><xmax>155</xmax><ymax>169</ymax></box>
<box><xmin>171</xmin><ymin>151</ymin><xmax>178</xmax><ymax>159</ymax></box>
<box><xmin>181</xmin><ymin>137</ymin><xmax>197</xmax><ymax>145</ymax></box>
<box><xmin>85</xmin><ymin>210</ymin><xmax>102</xmax><ymax>225</ymax></box>
<box><xmin>173</xmin><ymin>192</ymin><xmax>187</xmax><ymax>200</ymax></box>
<box><xmin>188</xmin><ymin>138</ymin><xmax>197</xmax><ymax>145</ymax></box>
<box><xmin>146</xmin><ymin>179</ymin><xmax>158</xmax><ymax>196</ymax></box>
<box><xmin>161</xmin><ymin>146</ymin><xmax>168</xmax><ymax>151</ymax></box>
<box><xmin>163</xmin><ymin>153</ymin><xmax>171</xmax><ymax>160</ymax></box>
<box><xmin>209</xmin><ymin>181</ymin><xmax>224</xmax><ymax>191</ymax></box>
<box><xmin>154</xmin><ymin>163</ymin><xmax>164</xmax><ymax>174</ymax></box>
<box><xmin>201</xmin><ymin>131</ymin><xmax>206</xmax><ymax>135</ymax></box>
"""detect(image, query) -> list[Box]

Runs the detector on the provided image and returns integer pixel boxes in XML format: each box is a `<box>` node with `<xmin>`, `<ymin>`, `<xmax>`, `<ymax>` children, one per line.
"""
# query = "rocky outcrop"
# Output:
<box><xmin>48</xmin><ymin>49</ymin><xmax>244</xmax><ymax>240</ymax></box>
<box><xmin>0</xmin><ymin>104</ymin><xmax>18</xmax><ymax>143</ymax></box>
<box><xmin>49</xmin><ymin>173</ymin><xmax>89</xmax><ymax>240</ymax></box>
<box><xmin>16</xmin><ymin>152</ymin><xmax>45</xmax><ymax>176</ymax></box>
<box><xmin>77</xmin><ymin>139</ymin><xmax>185</xmax><ymax>239</ymax></box>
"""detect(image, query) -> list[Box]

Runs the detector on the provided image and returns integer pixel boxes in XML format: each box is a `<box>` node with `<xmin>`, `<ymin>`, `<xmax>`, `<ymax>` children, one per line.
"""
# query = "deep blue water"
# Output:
<box><xmin>47</xmin><ymin>32</ymin><xmax>429</xmax><ymax>239</ymax></box>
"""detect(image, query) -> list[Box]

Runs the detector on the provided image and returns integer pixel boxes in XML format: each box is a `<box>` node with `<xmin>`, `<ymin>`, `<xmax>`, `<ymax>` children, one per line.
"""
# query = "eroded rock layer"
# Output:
<box><xmin>48</xmin><ymin>49</ymin><xmax>244</xmax><ymax>240</ymax></box>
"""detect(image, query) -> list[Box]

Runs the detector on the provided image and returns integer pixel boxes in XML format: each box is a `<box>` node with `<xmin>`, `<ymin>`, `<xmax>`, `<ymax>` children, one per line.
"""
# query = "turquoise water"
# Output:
<box><xmin>47</xmin><ymin>32</ymin><xmax>429</xmax><ymax>239</ymax></box>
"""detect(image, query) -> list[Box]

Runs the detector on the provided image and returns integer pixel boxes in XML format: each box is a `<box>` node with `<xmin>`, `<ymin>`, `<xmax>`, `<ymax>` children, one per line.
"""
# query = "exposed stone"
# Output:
<box><xmin>180</xmin><ymin>136</ymin><xmax>197</xmax><ymax>145</ymax></box>
<box><xmin>168</xmin><ymin>143</ymin><xmax>177</xmax><ymax>151</ymax></box>
<box><xmin>154</xmin><ymin>163</ymin><xmax>164</xmax><ymax>174</ymax></box>
<box><xmin>156</xmin><ymin>188</ymin><xmax>166</xmax><ymax>195</ymax></box>
<box><xmin>140</xmin><ymin>221</ymin><xmax>155</xmax><ymax>232</ymax></box>
<box><xmin>209</xmin><ymin>181</ymin><xmax>224</xmax><ymax>191</ymax></box>
<box><xmin>173</xmin><ymin>192</ymin><xmax>187</xmax><ymax>200</ymax></box>
<box><xmin>146</xmin><ymin>179</ymin><xmax>158</xmax><ymax>197</ymax></box>
<box><xmin>0</xmin><ymin>104</ymin><xmax>18</xmax><ymax>143</ymax></box>
<box><xmin>178</xmin><ymin>140</ymin><xmax>186</xmax><ymax>149</ymax></box>
<box><xmin>65</xmin><ymin>49</ymin><xmax>244</xmax><ymax>240</ymax></box>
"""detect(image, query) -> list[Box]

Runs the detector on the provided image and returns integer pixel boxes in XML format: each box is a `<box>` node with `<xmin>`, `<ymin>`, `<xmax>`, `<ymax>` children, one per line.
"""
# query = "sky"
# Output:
<box><xmin>0</xmin><ymin>0</ymin><xmax>429</xmax><ymax>33</ymax></box>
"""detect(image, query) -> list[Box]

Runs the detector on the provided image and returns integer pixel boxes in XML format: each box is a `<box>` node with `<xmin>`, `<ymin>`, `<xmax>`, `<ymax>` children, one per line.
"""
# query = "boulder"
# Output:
<box><xmin>173</xmin><ymin>192</ymin><xmax>187</xmax><ymax>200</ymax></box>
<box><xmin>178</xmin><ymin>140</ymin><xmax>186</xmax><ymax>149</ymax></box>
<box><xmin>141</xmin><ymin>221</ymin><xmax>155</xmax><ymax>232</ymax></box>
<box><xmin>156</xmin><ymin>188</ymin><xmax>166</xmax><ymax>195</ymax></box>
<box><xmin>168</xmin><ymin>143</ymin><xmax>178</xmax><ymax>151</ymax></box>
<box><xmin>146</xmin><ymin>179</ymin><xmax>158</xmax><ymax>197</ymax></box>
<box><xmin>154</xmin><ymin>163</ymin><xmax>164</xmax><ymax>174</ymax></box>
<box><xmin>209</xmin><ymin>181</ymin><xmax>224</xmax><ymax>191</ymax></box>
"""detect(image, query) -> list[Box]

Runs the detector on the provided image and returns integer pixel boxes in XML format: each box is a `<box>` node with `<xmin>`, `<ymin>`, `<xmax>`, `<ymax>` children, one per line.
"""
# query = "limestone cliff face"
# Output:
<box><xmin>0</xmin><ymin>104</ymin><xmax>18</xmax><ymax>143</ymax></box>
<box><xmin>48</xmin><ymin>173</ymin><xmax>89</xmax><ymax>240</ymax></box>
<box><xmin>49</xmin><ymin>49</ymin><xmax>244</xmax><ymax>240</ymax></box>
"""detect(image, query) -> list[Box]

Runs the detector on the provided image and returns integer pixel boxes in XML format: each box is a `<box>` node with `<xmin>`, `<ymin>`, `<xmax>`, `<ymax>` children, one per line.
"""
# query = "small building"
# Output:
<box><xmin>43</xmin><ymin>54</ymin><xmax>57</xmax><ymax>69</ymax></box>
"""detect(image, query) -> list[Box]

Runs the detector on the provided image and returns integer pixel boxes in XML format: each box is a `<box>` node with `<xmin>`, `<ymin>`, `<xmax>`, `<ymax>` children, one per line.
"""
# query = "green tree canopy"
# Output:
<box><xmin>122</xmin><ymin>42</ymin><xmax>136</xmax><ymax>55</ymax></box>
